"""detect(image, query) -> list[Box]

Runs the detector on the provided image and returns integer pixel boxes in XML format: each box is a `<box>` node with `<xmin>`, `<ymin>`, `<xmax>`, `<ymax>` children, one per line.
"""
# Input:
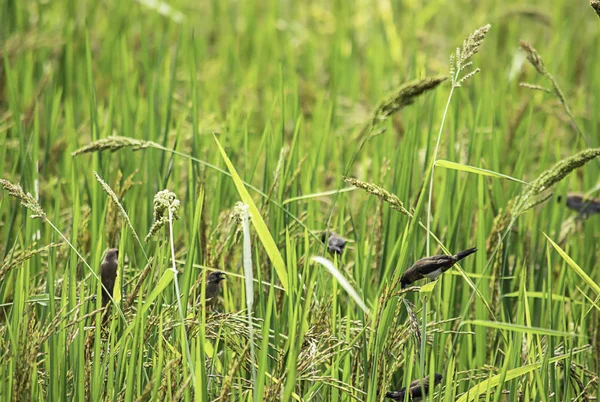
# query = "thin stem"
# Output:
<box><xmin>168</xmin><ymin>208</ymin><xmax>196</xmax><ymax>389</ymax></box>
<box><xmin>426</xmin><ymin>74</ymin><xmax>458</xmax><ymax>255</ymax></box>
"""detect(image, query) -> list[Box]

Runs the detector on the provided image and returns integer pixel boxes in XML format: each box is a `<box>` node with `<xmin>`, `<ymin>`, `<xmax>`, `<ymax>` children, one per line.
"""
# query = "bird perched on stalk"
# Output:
<box><xmin>385</xmin><ymin>373</ymin><xmax>443</xmax><ymax>401</ymax></box>
<box><xmin>400</xmin><ymin>247</ymin><xmax>477</xmax><ymax>288</ymax></box>
<box><xmin>100</xmin><ymin>248</ymin><xmax>119</xmax><ymax>306</ymax></box>
<box><xmin>321</xmin><ymin>231</ymin><xmax>347</xmax><ymax>256</ymax></box>
<box><xmin>557</xmin><ymin>193</ymin><xmax>600</xmax><ymax>218</ymax></box>
<box><xmin>197</xmin><ymin>271</ymin><xmax>227</xmax><ymax>306</ymax></box>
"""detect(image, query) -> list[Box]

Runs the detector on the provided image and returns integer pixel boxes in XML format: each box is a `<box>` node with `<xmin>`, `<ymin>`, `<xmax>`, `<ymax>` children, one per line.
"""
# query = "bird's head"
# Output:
<box><xmin>433</xmin><ymin>373</ymin><xmax>443</xmax><ymax>385</ymax></box>
<box><xmin>320</xmin><ymin>232</ymin><xmax>329</xmax><ymax>243</ymax></box>
<box><xmin>207</xmin><ymin>271</ymin><xmax>227</xmax><ymax>284</ymax></box>
<box><xmin>105</xmin><ymin>248</ymin><xmax>119</xmax><ymax>261</ymax></box>
<box><xmin>400</xmin><ymin>277</ymin><xmax>409</xmax><ymax>289</ymax></box>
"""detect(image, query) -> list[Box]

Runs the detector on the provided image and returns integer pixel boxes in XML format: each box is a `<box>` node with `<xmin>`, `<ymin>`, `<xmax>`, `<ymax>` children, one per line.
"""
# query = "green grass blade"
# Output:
<box><xmin>213</xmin><ymin>134</ymin><xmax>289</xmax><ymax>292</ymax></box>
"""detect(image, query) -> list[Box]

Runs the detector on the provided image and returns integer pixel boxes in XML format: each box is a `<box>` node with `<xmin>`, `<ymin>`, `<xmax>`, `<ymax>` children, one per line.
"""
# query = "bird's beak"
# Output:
<box><xmin>219</xmin><ymin>272</ymin><xmax>227</xmax><ymax>281</ymax></box>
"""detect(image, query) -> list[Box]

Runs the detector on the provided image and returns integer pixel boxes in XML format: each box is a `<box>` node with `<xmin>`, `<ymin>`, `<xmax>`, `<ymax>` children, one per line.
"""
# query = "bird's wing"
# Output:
<box><xmin>329</xmin><ymin>237</ymin><xmax>346</xmax><ymax>248</ymax></box>
<box><xmin>408</xmin><ymin>380</ymin><xmax>428</xmax><ymax>398</ymax></box>
<box><xmin>410</xmin><ymin>255</ymin><xmax>455</xmax><ymax>274</ymax></box>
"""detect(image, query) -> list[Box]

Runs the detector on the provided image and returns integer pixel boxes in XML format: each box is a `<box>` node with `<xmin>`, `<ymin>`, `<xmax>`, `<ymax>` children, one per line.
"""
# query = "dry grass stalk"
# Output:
<box><xmin>343</xmin><ymin>176</ymin><xmax>410</xmax><ymax>216</ymax></box>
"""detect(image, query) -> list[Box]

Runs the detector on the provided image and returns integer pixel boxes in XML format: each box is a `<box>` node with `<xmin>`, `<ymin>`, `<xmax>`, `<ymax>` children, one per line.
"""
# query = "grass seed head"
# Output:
<box><xmin>519</xmin><ymin>41</ymin><xmax>547</xmax><ymax>75</ymax></box>
<box><xmin>145</xmin><ymin>190</ymin><xmax>181</xmax><ymax>241</ymax></box>
<box><xmin>72</xmin><ymin>136</ymin><xmax>154</xmax><ymax>156</ymax></box>
<box><xmin>0</xmin><ymin>179</ymin><xmax>46</xmax><ymax>219</ymax></box>
<box><xmin>343</xmin><ymin>176</ymin><xmax>410</xmax><ymax>216</ymax></box>
<box><xmin>592</xmin><ymin>0</ymin><xmax>600</xmax><ymax>18</ymax></box>
<box><xmin>371</xmin><ymin>75</ymin><xmax>448</xmax><ymax>127</ymax></box>
<box><xmin>460</xmin><ymin>24</ymin><xmax>491</xmax><ymax>65</ymax></box>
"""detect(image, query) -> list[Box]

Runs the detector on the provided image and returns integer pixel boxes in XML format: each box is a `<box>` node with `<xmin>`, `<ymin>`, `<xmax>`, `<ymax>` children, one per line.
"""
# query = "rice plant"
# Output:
<box><xmin>1</xmin><ymin>1</ymin><xmax>599</xmax><ymax>401</ymax></box>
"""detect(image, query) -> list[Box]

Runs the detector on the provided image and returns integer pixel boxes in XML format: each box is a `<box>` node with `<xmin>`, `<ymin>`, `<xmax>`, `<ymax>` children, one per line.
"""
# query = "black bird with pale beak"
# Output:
<box><xmin>197</xmin><ymin>271</ymin><xmax>226</xmax><ymax>305</ymax></box>
<box><xmin>386</xmin><ymin>373</ymin><xmax>443</xmax><ymax>401</ymax></box>
<box><xmin>557</xmin><ymin>193</ymin><xmax>600</xmax><ymax>218</ymax></box>
<box><xmin>100</xmin><ymin>248</ymin><xmax>119</xmax><ymax>306</ymax></box>
<box><xmin>321</xmin><ymin>231</ymin><xmax>347</xmax><ymax>256</ymax></box>
<box><xmin>401</xmin><ymin>247</ymin><xmax>477</xmax><ymax>289</ymax></box>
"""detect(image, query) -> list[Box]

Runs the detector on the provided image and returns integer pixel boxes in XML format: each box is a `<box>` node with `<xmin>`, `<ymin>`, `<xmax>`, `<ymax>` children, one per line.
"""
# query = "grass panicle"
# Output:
<box><xmin>515</xmin><ymin>148</ymin><xmax>600</xmax><ymax>215</ymax></box>
<box><xmin>369</xmin><ymin>75</ymin><xmax>448</xmax><ymax>129</ymax></box>
<box><xmin>343</xmin><ymin>176</ymin><xmax>410</xmax><ymax>216</ymax></box>
<box><xmin>591</xmin><ymin>0</ymin><xmax>600</xmax><ymax>18</ymax></box>
<box><xmin>0</xmin><ymin>179</ymin><xmax>46</xmax><ymax>219</ymax></box>
<box><xmin>519</xmin><ymin>41</ymin><xmax>596</xmax><ymax>153</ymax></box>
<box><xmin>72</xmin><ymin>136</ymin><xmax>156</xmax><ymax>156</ymax></box>
<box><xmin>93</xmin><ymin>171</ymin><xmax>145</xmax><ymax>251</ymax></box>
<box><xmin>451</xmin><ymin>24</ymin><xmax>491</xmax><ymax>86</ymax></box>
<box><xmin>518</xmin><ymin>41</ymin><xmax>547</xmax><ymax>75</ymax></box>
<box><xmin>145</xmin><ymin>189</ymin><xmax>181</xmax><ymax>241</ymax></box>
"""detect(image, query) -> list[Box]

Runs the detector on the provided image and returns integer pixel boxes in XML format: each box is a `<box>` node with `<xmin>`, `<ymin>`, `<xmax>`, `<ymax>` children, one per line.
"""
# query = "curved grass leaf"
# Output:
<box><xmin>435</xmin><ymin>159</ymin><xmax>528</xmax><ymax>184</ymax></box>
<box><xmin>213</xmin><ymin>135</ymin><xmax>289</xmax><ymax>292</ymax></box>
<box><xmin>460</xmin><ymin>319</ymin><xmax>578</xmax><ymax>337</ymax></box>
<box><xmin>310</xmin><ymin>256</ymin><xmax>370</xmax><ymax>314</ymax></box>
<box><xmin>543</xmin><ymin>232</ymin><xmax>600</xmax><ymax>297</ymax></box>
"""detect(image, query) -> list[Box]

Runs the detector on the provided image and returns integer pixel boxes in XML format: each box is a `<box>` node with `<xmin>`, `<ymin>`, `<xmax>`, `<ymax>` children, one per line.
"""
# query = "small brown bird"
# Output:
<box><xmin>401</xmin><ymin>247</ymin><xmax>477</xmax><ymax>288</ymax></box>
<box><xmin>100</xmin><ymin>248</ymin><xmax>119</xmax><ymax>306</ymax></box>
<box><xmin>197</xmin><ymin>271</ymin><xmax>226</xmax><ymax>305</ymax></box>
<box><xmin>386</xmin><ymin>373</ymin><xmax>443</xmax><ymax>401</ymax></box>
<box><xmin>321</xmin><ymin>231</ymin><xmax>347</xmax><ymax>255</ymax></box>
<box><xmin>558</xmin><ymin>193</ymin><xmax>600</xmax><ymax>218</ymax></box>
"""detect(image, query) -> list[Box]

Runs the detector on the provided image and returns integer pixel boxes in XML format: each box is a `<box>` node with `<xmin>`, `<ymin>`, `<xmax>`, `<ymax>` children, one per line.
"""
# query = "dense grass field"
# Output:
<box><xmin>1</xmin><ymin>0</ymin><xmax>600</xmax><ymax>401</ymax></box>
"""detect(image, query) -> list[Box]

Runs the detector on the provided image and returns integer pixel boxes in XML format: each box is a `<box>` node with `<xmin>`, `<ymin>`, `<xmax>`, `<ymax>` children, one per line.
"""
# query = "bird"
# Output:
<box><xmin>557</xmin><ymin>193</ymin><xmax>600</xmax><ymax>218</ymax></box>
<box><xmin>321</xmin><ymin>231</ymin><xmax>347</xmax><ymax>255</ymax></box>
<box><xmin>385</xmin><ymin>373</ymin><xmax>443</xmax><ymax>401</ymax></box>
<box><xmin>197</xmin><ymin>271</ymin><xmax>226</xmax><ymax>306</ymax></box>
<box><xmin>400</xmin><ymin>247</ymin><xmax>477</xmax><ymax>288</ymax></box>
<box><xmin>100</xmin><ymin>248</ymin><xmax>119</xmax><ymax>306</ymax></box>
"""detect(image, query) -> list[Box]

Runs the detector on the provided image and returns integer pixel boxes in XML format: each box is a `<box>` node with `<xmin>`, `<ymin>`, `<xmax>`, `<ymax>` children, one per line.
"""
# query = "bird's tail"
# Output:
<box><xmin>454</xmin><ymin>247</ymin><xmax>477</xmax><ymax>261</ymax></box>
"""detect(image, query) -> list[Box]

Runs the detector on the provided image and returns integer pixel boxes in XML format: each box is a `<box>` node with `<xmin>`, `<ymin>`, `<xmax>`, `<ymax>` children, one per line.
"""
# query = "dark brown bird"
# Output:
<box><xmin>100</xmin><ymin>248</ymin><xmax>119</xmax><ymax>306</ymax></box>
<box><xmin>400</xmin><ymin>247</ymin><xmax>477</xmax><ymax>288</ymax></box>
<box><xmin>386</xmin><ymin>373</ymin><xmax>443</xmax><ymax>401</ymax></box>
<box><xmin>558</xmin><ymin>193</ymin><xmax>600</xmax><ymax>218</ymax></box>
<box><xmin>321</xmin><ymin>231</ymin><xmax>347</xmax><ymax>255</ymax></box>
<box><xmin>197</xmin><ymin>271</ymin><xmax>226</xmax><ymax>305</ymax></box>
